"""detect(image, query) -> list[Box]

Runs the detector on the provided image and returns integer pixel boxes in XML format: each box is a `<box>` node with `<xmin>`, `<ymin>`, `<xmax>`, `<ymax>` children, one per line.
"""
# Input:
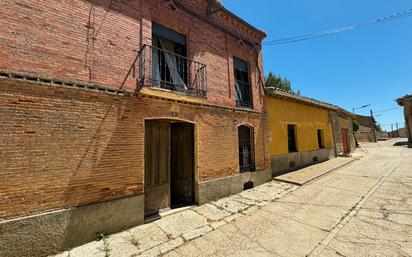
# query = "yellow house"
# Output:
<box><xmin>265</xmin><ymin>88</ymin><xmax>338</xmax><ymax>175</ymax></box>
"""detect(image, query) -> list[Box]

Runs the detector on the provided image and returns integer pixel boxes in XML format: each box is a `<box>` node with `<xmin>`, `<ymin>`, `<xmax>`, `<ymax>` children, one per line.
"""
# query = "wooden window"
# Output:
<box><xmin>288</xmin><ymin>124</ymin><xmax>298</xmax><ymax>153</ymax></box>
<box><xmin>238</xmin><ymin>125</ymin><xmax>255</xmax><ymax>172</ymax></box>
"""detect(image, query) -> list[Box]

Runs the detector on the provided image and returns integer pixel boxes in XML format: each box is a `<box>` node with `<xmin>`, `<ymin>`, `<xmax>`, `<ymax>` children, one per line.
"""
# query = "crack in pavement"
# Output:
<box><xmin>265</xmin><ymin>201</ymin><xmax>348</xmax><ymax>223</ymax></box>
<box><xmin>359</xmin><ymin>208</ymin><xmax>412</xmax><ymax>216</ymax></box>
<box><xmin>308</xmin><ymin>184</ymin><xmax>368</xmax><ymax>196</ymax></box>
<box><xmin>333</xmin><ymin>236</ymin><xmax>405</xmax><ymax>252</ymax></box>
<box><xmin>230</xmin><ymin>221</ymin><xmax>285</xmax><ymax>257</ymax></box>
<box><xmin>355</xmin><ymin>214</ymin><xmax>412</xmax><ymax>229</ymax></box>
<box><xmin>277</xmin><ymin>200</ymin><xmax>360</xmax><ymax>209</ymax></box>
<box><xmin>336</xmin><ymin>235</ymin><xmax>408</xmax><ymax>246</ymax></box>
<box><xmin>261</xmin><ymin>209</ymin><xmax>331</xmax><ymax>233</ymax></box>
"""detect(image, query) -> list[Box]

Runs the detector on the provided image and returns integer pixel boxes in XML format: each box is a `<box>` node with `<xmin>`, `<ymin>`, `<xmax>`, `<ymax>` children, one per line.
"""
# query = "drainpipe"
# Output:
<box><xmin>370</xmin><ymin>110</ymin><xmax>377</xmax><ymax>142</ymax></box>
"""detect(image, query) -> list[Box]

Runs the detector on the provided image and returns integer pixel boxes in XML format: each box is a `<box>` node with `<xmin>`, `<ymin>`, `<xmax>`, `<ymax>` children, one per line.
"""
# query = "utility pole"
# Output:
<box><xmin>352</xmin><ymin>104</ymin><xmax>371</xmax><ymax>115</ymax></box>
<box><xmin>396</xmin><ymin>122</ymin><xmax>399</xmax><ymax>138</ymax></box>
<box><xmin>370</xmin><ymin>110</ymin><xmax>377</xmax><ymax>142</ymax></box>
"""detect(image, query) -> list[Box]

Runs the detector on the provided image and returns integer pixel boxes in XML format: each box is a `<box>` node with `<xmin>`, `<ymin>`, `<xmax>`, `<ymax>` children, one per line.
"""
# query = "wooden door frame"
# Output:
<box><xmin>143</xmin><ymin>117</ymin><xmax>198</xmax><ymax>210</ymax></box>
<box><xmin>171</xmin><ymin>122</ymin><xmax>195</xmax><ymax>206</ymax></box>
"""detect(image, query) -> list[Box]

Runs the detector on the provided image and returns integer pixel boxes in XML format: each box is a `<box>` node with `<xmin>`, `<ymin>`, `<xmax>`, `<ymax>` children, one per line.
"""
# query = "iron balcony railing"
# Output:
<box><xmin>235</xmin><ymin>80</ymin><xmax>253</xmax><ymax>109</ymax></box>
<box><xmin>138</xmin><ymin>44</ymin><xmax>207</xmax><ymax>98</ymax></box>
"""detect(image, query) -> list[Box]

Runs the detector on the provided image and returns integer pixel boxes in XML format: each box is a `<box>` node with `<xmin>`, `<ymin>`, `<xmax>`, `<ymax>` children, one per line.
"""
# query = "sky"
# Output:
<box><xmin>223</xmin><ymin>0</ymin><xmax>412</xmax><ymax>131</ymax></box>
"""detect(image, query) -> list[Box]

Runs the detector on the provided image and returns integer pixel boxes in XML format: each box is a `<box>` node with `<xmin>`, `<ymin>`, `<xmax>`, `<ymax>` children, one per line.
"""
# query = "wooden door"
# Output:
<box><xmin>144</xmin><ymin>120</ymin><xmax>171</xmax><ymax>215</ymax></box>
<box><xmin>342</xmin><ymin>129</ymin><xmax>350</xmax><ymax>154</ymax></box>
<box><xmin>171</xmin><ymin>123</ymin><xmax>194</xmax><ymax>207</ymax></box>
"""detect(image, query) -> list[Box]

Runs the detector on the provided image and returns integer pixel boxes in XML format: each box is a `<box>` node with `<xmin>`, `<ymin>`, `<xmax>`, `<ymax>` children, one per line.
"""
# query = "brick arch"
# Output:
<box><xmin>144</xmin><ymin>117</ymin><xmax>196</xmax><ymax>125</ymax></box>
<box><xmin>236</xmin><ymin>123</ymin><xmax>255</xmax><ymax>129</ymax></box>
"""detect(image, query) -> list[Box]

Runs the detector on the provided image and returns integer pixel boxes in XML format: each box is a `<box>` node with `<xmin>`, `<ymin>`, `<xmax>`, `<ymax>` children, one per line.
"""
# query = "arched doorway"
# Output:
<box><xmin>144</xmin><ymin>120</ymin><xmax>195</xmax><ymax>219</ymax></box>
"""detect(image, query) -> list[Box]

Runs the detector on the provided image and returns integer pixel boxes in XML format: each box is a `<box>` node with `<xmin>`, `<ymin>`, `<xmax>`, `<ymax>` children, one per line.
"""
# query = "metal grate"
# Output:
<box><xmin>138</xmin><ymin>44</ymin><xmax>207</xmax><ymax>98</ymax></box>
<box><xmin>235</xmin><ymin>80</ymin><xmax>253</xmax><ymax>108</ymax></box>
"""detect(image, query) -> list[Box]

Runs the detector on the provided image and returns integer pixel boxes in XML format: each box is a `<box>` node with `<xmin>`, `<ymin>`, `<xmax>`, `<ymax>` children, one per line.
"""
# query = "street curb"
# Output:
<box><xmin>274</xmin><ymin>158</ymin><xmax>356</xmax><ymax>186</ymax></box>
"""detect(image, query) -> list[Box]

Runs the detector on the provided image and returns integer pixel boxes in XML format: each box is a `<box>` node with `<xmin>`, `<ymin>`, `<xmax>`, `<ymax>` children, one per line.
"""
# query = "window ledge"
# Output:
<box><xmin>236</xmin><ymin>105</ymin><xmax>254</xmax><ymax>111</ymax></box>
<box><xmin>140</xmin><ymin>87</ymin><xmax>208</xmax><ymax>104</ymax></box>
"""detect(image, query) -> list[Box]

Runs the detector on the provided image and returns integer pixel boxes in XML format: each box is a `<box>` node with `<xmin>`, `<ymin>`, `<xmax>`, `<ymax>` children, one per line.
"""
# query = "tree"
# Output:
<box><xmin>353</xmin><ymin>121</ymin><xmax>360</xmax><ymax>132</ymax></box>
<box><xmin>264</xmin><ymin>72</ymin><xmax>295</xmax><ymax>93</ymax></box>
<box><xmin>376</xmin><ymin>124</ymin><xmax>383</xmax><ymax>133</ymax></box>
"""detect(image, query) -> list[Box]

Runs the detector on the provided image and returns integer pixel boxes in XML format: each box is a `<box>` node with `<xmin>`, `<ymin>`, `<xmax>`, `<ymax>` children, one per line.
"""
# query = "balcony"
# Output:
<box><xmin>138</xmin><ymin>45</ymin><xmax>207</xmax><ymax>98</ymax></box>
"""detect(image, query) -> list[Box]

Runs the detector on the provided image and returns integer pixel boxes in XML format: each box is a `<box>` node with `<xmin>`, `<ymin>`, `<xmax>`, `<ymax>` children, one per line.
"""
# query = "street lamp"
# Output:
<box><xmin>352</xmin><ymin>104</ymin><xmax>371</xmax><ymax>115</ymax></box>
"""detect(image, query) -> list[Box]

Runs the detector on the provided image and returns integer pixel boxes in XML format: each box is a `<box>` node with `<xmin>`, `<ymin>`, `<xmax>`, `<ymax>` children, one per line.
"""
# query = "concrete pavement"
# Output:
<box><xmin>51</xmin><ymin>181</ymin><xmax>298</xmax><ymax>257</ymax></box>
<box><xmin>52</xmin><ymin>139</ymin><xmax>411</xmax><ymax>257</ymax></box>
<box><xmin>274</xmin><ymin>157</ymin><xmax>355</xmax><ymax>185</ymax></box>
<box><xmin>166</xmin><ymin>140</ymin><xmax>411</xmax><ymax>257</ymax></box>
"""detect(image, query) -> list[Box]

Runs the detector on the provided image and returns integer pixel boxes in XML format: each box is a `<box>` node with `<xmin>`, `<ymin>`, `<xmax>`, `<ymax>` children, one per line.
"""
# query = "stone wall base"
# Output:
<box><xmin>197</xmin><ymin>169</ymin><xmax>272</xmax><ymax>205</ymax></box>
<box><xmin>271</xmin><ymin>148</ymin><xmax>335</xmax><ymax>176</ymax></box>
<box><xmin>0</xmin><ymin>195</ymin><xmax>144</xmax><ymax>257</ymax></box>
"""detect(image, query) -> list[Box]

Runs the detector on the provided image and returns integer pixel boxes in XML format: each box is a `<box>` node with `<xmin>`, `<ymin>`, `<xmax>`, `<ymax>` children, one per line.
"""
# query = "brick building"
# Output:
<box><xmin>0</xmin><ymin>1</ymin><xmax>270</xmax><ymax>256</ymax></box>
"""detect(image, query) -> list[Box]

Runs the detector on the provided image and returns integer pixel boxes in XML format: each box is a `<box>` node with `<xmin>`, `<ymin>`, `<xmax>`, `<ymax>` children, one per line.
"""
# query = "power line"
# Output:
<box><xmin>375</xmin><ymin>107</ymin><xmax>401</xmax><ymax>113</ymax></box>
<box><xmin>263</xmin><ymin>8</ymin><xmax>412</xmax><ymax>46</ymax></box>
<box><xmin>377</xmin><ymin>122</ymin><xmax>405</xmax><ymax>126</ymax></box>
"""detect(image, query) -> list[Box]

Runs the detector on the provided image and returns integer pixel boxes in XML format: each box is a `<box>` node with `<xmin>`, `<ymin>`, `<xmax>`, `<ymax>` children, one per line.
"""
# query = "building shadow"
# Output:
<box><xmin>393</xmin><ymin>140</ymin><xmax>410</xmax><ymax>147</ymax></box>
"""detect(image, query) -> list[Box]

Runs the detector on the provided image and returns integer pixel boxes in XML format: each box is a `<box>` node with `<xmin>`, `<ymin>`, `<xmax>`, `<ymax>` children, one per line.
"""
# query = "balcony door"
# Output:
<box><xmin>152</xmin><ymin>22</ymin><xmax>187</xmax><ymax>91</ymax></box>
<box><xmin>234</xmin><ymin>57</ymin><xmax>253</xmax><ymax>108</ymax></box>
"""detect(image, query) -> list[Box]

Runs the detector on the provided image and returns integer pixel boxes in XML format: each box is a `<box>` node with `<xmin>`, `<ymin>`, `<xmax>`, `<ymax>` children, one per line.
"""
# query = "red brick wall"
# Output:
<box><xmin>0</xmin><ymin>0</ymin><xmax>265</xmax><ymax>111</ymax></box>
<box><xmin>0</xmin><ymin>0</ymin><xmax>268</xmax><ymax>220</ymax></box>
<box><xmin>0</xmin><ymin>79</ymin><xmax>144</xmax><ymax>219</ymax></box>
<box><xmin>0</xmin><ymin>78</ymin><xmax>267</xmax><ymax>220</ymax></box>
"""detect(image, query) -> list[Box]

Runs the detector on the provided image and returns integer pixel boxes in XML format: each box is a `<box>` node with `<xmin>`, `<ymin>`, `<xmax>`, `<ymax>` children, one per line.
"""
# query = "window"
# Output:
<box><xmin>234</xmin><ymin>57</ymin><xmax>252</xmax><ymax>108</ymax></box>
<box><xmin>145</xmin><ymin>22</ymin><xmax>207</xmax><ymax>98</ymax></box>
<box><xmin>152</xmin><ymin>22</ymin><xmax>187</xmax><ymax>90</ymax></box>
<box><xmin>317</xmin><ymin>129</ymin><xmax>325</xmax><ymax>149</ymax></box>
<box><xmin>238</xmin><ymin>125</ymin><xmax>255</xmax><ymax>172</ymax></box>
<box><xmin>288</xmin><ymin>125</ymin><xmax>297</xmax><ymax>153</ymax></box>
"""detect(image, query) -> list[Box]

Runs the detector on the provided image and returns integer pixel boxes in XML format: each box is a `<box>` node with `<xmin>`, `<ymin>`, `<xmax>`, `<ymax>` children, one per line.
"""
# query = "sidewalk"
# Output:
<box><xmin>274</xmin><ymin>157</ymin><xmax>355</xmax><ymax>186</ymax></box>
<box><xmin>52</xmin><ymin>181</ymin><xmax>298</xmax><ymax>257</ymax></box>
<box><xmin>51</xmin><ymin>156</ymin><xmax>358</xmax><ymax>257</ymax></box>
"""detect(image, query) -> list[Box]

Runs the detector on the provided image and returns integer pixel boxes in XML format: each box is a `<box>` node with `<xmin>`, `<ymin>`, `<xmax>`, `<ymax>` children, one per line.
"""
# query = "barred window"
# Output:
<box><xmin>238</xmin><ymin>125</ymin><xmax>255</xmax><ymax>172</ymax></box>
